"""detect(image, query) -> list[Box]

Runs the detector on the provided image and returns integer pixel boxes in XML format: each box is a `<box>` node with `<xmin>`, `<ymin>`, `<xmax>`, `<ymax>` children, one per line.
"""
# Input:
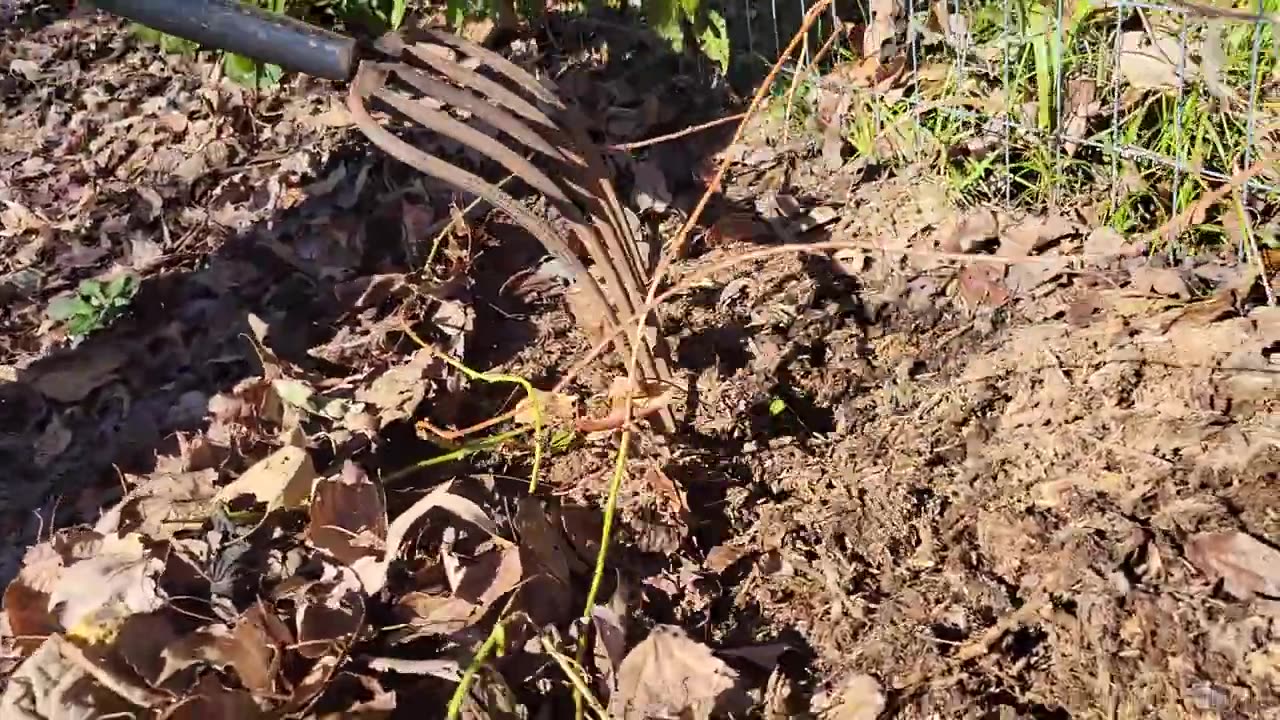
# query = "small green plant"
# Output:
<box><xmin>47</xmin><ymin>275</ymin><xmax>139</xmax><ymax>341</ymax></box>
<box><xmin>767</xmin><ymin>396</ymin><xmax>787</xmax><ymax>417</ymax></box>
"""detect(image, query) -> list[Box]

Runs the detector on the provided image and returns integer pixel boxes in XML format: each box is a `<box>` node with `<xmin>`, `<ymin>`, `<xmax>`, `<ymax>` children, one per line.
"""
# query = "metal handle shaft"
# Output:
<box><xmin>91</xmin><ymin>0</ymin><xmax>358</xmax><ymax>81</ymax></box>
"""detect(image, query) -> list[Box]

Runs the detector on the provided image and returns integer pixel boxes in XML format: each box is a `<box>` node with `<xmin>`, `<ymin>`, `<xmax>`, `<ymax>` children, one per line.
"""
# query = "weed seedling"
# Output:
<box><xmin>47</xmin><ymin>275</ymin><xmax>139</xmax><ymax>342</ymax></box>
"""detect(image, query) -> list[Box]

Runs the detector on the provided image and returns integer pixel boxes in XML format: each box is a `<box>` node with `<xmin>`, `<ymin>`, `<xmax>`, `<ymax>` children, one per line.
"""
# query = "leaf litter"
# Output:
<box><xmin>2</xmin><ymin>5</ymin><xmax>1280</xmax><ymax>719</ymax></box>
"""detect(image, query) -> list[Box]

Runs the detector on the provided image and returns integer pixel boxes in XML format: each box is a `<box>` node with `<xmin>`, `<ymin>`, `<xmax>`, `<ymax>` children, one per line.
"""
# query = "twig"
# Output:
<box><xmin>402</xmin><ymin>324</ymin><xmax>547</xmax><ymax>492</ymax></box>
<box><xmin>1149</xmin><ymin>157</ymin><xmax>1272</xmax><ymax>245</ymax></box>
<box><xmin>1233</xmin><ymin>187</ymin><xmax>1277</xmax><ymax>306</ymax></box>
<box><xmin>783</xmin><ymin>19</ymin><xmax>846</xmax><ymax>140</ymax></box>
<box><xmin>662</xmin><ymin>0</ymin><xmax>834</xmax><ymax>262</ymax></box>
<box><xmin>608</xmin><ymin>113</ymin><xmax>747</xmax><ymax>151</ymax></box>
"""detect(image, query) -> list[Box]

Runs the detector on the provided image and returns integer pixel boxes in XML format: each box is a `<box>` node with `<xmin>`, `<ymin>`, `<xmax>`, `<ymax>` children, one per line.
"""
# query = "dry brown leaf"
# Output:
<box><xmin>863</xmin><ymin>0</ymin><xmax>899</xmax><ymax>59</ymax></box>
<box><xmin>355</xmin><ymin>348</ymin><xmax>443</xmax><ymax>427</ymax></box>
<box><xmin>308</xmin><ymin>462</ymin><xmax>388</xmax><ymax>566</ymax></box>
<box><xmin>3</xmin><ymin>530</ymin><xmax>107</xmax><ymax>642</ymax></box>
<box><xmin>935</xmin><ymin>208</ymin><xmax>999</xmax><ymax>253</ymax></box>
<box><xmin>48</xmin><ymin>533</ymin><xmax>166</xmax><ymax>638</ymax></box>
<box><xmin>591</xmin><ymin>605</ymin><xmax>628</xmax><ymax>700</ymax></box>
<box><xmin>1130</xmin><ymin>266</ymin><xmax>1191</xmax><ymax>298</ymax></box>
<box><xmin>1199</xmin><ymin>21</ymin><xmax>1237</xmax><ymax>105</ymax></box>
<box><xmin>158</xmin><ymin>603</ymin><xmax>289</xmax><ymax>696</ymax></box>
<box><xmin>164</xmin><ymin>677</ymin><xmax>267</xmax><ymax>719</ymax></box>
<box><xmin>1084</xmin><ymin>227</ymin><xmax>1133</xmax><ymax>258</ymax></box>
<box><xmin>396</xmin><ymin>592</ymin><xmax>480</xmax><ymax>636</ymax></box>
<box><xmin>94</xmin><ymin>470</ymin><xmax>217</xmax><ymax>540</ymax></box>
<box><xmin>0</xmin><ymin>635</ymin><xmax>137</xmax><ymax>719</ymax></box>
<box><xmin>450</xmin><ymin>544</ymin><xmax>522</xmax><ymax>610</ymax></box>
<box><xmin>1187</xmin><ymin>532</ymin><xmax>1280</xmax><ymax>599</ymax></box>
<box><xmin>610</xmin><ymin>625</ymin><xmax>740</xmax><ymax>720</ymax></box>
<box><xmin>352</xmin><ymin>480</ymin><xmax>504</xmax><ymax>593</ymax></box>
<box><xmin>705</xmin><ymin>545</ymin><xmax>750</xmax><ymax>573</ymax></box>
<box><xmin>277</xmin><ymin>564</ymin><xmax>366</xmax><ymax>667</ymax></box>
<box><xmin>998</xmin><ymin>214</ymin><xmax>1078</xmax><ymax>257</ymax></box>
<box><xmin>957</xmin><ymin>264</ymin><xmax>1011</xmax><ymax>307</ymax></box>
<box><xmin>514</xmin><ymin>497</ymin><xmax>576</xmax><ymax>585</ymax></box>
<box><xmin>1061</xmin><ymin>78</ymin><xmax>1102</xmax><ymax>156</ymax></box>
<box><xmin>215</xmin><ymin>445</ymin><xmax>317</xmax><ymax>512</ymax></box>
<box><xmin>1118</xmin><ymin>30</ymin><xmax>1198</xmax><ymax>91</ymax></box>
<box><xmin>812</xmin><ymin>673</ymin><xmax>886</xmax><ymax>719</ymax></box>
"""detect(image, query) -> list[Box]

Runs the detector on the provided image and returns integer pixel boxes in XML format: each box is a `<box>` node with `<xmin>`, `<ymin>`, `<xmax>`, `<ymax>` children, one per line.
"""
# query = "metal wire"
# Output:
<box><xmin>743</xmin><ymin>0</ymin><xmax>1278</xmax><ymax>228</ymax></box>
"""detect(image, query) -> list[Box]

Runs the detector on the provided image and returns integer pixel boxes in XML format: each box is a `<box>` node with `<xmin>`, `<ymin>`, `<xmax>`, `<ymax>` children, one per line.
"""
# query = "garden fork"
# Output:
<box><xmin>90</xmin><ymin>0</ymin><xmax>676</xmax><ymax>426</ymax></box>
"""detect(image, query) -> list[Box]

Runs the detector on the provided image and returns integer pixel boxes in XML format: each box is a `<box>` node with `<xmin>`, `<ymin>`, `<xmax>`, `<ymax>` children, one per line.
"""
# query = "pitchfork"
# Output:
<box><xmin>88</xmin><ymin>0</ymin><xmax>676</xmax><ymax>426</ymax></box>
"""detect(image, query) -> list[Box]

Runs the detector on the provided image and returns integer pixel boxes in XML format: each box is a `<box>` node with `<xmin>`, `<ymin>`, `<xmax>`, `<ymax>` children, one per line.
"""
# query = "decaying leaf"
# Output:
<box><xmin>1118</xmin><ymin>30</ymin><xmax>1198</xmax><ymax>91</ymax></box>
<box><xmin>610</xmin><ymin>625</ymin><xmax>740</xmax><ymax>720</ymax></box>
<box><xmin>94</xmin><ymin>470</ymin><xmax>218</xmax><ymax>540</ymax></box>
<box><xmin>0</xmin><ymin>635</ymin><xmax>137</xmax><ymax>719</ymax></box>
<box><xmin>352</xmin><ymin>479</ymin><xmax>504</xmax><ymax>593</ymax></box>
<box><xmin>1187</xmin><ymin>532</ymin><xmax>1280</xmax><ymax>600</ymax></box>
<box><xmin>48</xmin><ymin>533</ymin><xmax>166</xmax><ymax>641</ymax></box>
<box><xmin>158</xmin><ymin>602</ymin><xmax>291</xmax><ymax>695</ymax></box>
<box><xmin>215</xmin><ymin>445</ymin><xmax>317</xmax><ymax>511</ymax></box>
<box><xmin>812</xmin><ymin>673</ymin><xmax>886</xmax><ymax>720</ymax></box>
<box><xmin>308</xmin><ymin>462</ymin><xmax>388</xmax><ymax>566</ymax></box>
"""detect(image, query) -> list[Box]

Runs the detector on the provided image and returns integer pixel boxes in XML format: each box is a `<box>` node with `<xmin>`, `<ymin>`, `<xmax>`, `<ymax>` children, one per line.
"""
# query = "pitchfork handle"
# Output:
<box><xmin>90</xmin><ymin>0</ymin><xmax>358</xmax><ymax>81</ymax></box>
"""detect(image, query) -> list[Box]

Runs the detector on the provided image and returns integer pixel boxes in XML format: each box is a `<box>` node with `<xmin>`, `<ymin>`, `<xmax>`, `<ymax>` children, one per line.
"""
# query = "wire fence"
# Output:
<box><xmin>721</xmin><ymin>0</ymin><xmax>1279</xmax><ymax>246</ymax></box>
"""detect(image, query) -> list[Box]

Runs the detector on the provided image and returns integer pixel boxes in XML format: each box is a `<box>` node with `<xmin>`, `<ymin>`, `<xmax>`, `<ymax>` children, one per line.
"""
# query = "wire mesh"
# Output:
<box><xmin>726</xmin><ymin>0</ymin><xmax>1280</xmax><ymax>244</ymax></box>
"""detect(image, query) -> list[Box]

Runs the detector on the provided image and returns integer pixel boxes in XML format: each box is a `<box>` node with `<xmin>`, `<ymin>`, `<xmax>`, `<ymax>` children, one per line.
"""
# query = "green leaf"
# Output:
<box><xmin>131</xmin><ymin>24</ymin><xmax>199</xmax><ymax>54</ymax></box>
<box><xmin>679</xmin><ymin>0</ymin><xmax>700</xmax><ymax>21</ymax></box>
<box><xmin>645</xmin><ymin>0</ymin><xmax>685</xmax><ymax>51</ymax></box>
<box><xmin>78</xmin><ymin>279</ymin><xmax>106</xmax><ymax>304</ymax></box>
<box><xmin>66</xmin><ymin>313</ymin><xmax>100</xmax><ymax>339</ymax></box>
<box><xmin>223</xmin><ymin>53</ymin><xmax>284</xmax><ymax>89</ymax></box>
<box><xmin>697</xmin><ymin>9</ymin><xmax>730</xmax><ymax>74</ymax></box>
<box><xmin>47</xmin><ymin>295</ymin><xmax>94</xmax><ymax>322</ymax></box>
<box><xmin>768</xmin><ymin>397</ymin><xmax>787</xmax><ymax>417</ymax></box>
<box><xmin>273</xmin><ymin>379</ymin><xmax>318</xmax><ymax>411</ymax></box>
<box><xmin>389</xmin><ymin>0</ymin><xmax>407</xmax><ymax>29</ymax></box>
<box><xmin>550</xmin><ymin>429</ymin><xmax>577</xmax><ymax>452</ymax></box>
<box><xmin>446</xmin><ymin>0</ymin><xmax>468</xmax><ymax>28</ymax></box>
<box><xmin>104</xmin><ymin>274</ymin><xmax>138</xmax><ymax>301</ymax></box>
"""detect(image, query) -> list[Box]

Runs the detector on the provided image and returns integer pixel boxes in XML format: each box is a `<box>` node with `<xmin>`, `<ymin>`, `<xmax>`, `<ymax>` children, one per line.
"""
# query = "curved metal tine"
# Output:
<box><xmin>350</xmin><ymin>69</ymin><xmax>625</xmax><ymax>337</ymax></box>
<box><xmin>355</xmin><ymin>65</ymin><xmax>671</xmax><ymax>417</ymax></box>
<box><xmin>373</xmin><ymin>86</ymin><xmax>577</xmax><ymax>213</ymax></box>
<box><xmin>406</xmin><ymin>44</ymin><xmax>558</xmax><ymax>134</ymax></box>
<box><xmin>385</xmin><ymin>66</ymin><xmax>603</xmax><ymax>222</ymax></box>
<box><xmin>390</xmin><ymin>65</ymin><xmax>574</xmax><ymax>168</ymax></box>
<box><xmin>564</xmin><ymin>131</ymin><xmax>651</xmax><ymax>299</ymax></box>
<box><xmin>420</xmin><ymin>28</ymin><xmax>564</xmax><ymax>110</ymax></box>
